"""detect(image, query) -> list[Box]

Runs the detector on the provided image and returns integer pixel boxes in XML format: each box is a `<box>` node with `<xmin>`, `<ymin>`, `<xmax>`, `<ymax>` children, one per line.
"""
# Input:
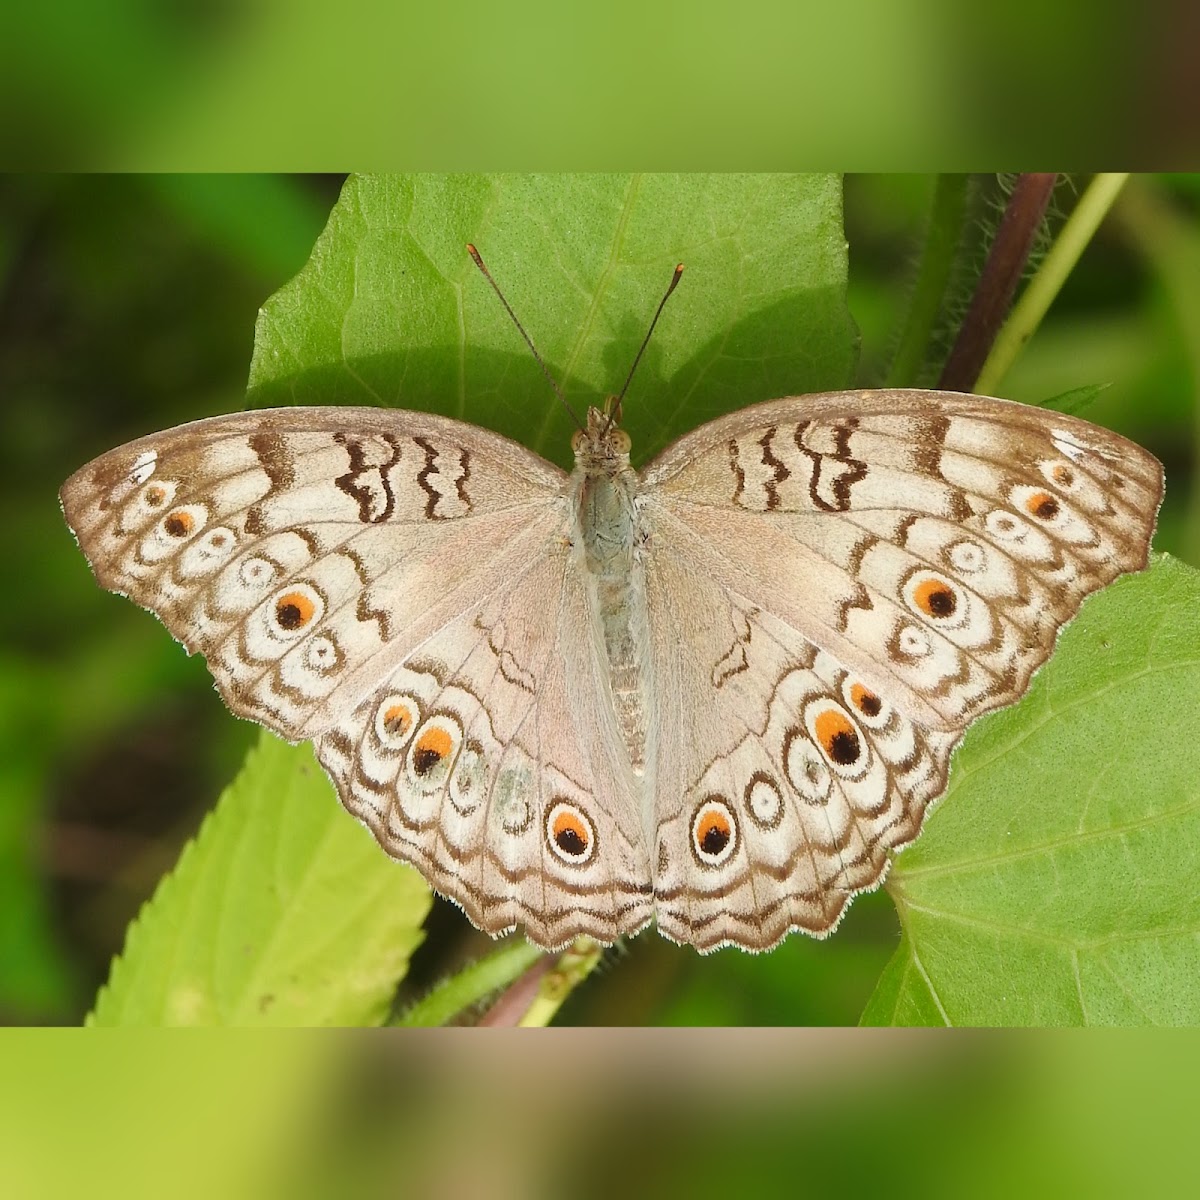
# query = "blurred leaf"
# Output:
<box><xmin>248</xmin><ymin>173</ymin><xmax>857</xmax><ymax>464</ymax></box>
<box><xmin>1</xmin><ymin>1032</ymin><xmax>332</xmax><ymax>1200</ymax></box>
<box><xmin>654</xmin><ymin>889</ymin><xmax>896</xmax><ymax>1025</ymax></box>
<box><xmin>1037</xmin><ymin>382</ymin><xmax>1110</xmax><ymax>415</ymax></box>
<box><xmin>146</xmin><ymin>174</ymin><xmax>333</xmax><ymax>282</ymax></box>
<box><xmin>863</xmin><ymin>556</ymin><xmax>1200</xmax><ymax>1026</ymax></box>
<box><xmin>1115</xmin><ymin>178</ymin><xmax>1200</xmax><ymax>566</ymax></box>
<box><xmin>88</xmin><ymin>733</ymin><xmax>431</xmax><ymax>1025</ymax></box>
<box><xmin>0</xmin><ymin>741</ymin><xmax>75</xmax><ymax>1016</ymax></box>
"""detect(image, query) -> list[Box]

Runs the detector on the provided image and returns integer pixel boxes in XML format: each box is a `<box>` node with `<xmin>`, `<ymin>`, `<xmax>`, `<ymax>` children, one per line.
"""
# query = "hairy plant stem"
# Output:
<box><xmin>938</xmin><ymin>173</ymin><xmax>1057</xmax><ymax>392</ymax></box>
<box><xmin>392</xmin><ymin>936</ymin><xmax>544</xmax><ymax>1026</ymax></box>
<box><xmin>886</xmin><ymin>175</ymin><xmax>970</xmax><ymax>387</ymax></box>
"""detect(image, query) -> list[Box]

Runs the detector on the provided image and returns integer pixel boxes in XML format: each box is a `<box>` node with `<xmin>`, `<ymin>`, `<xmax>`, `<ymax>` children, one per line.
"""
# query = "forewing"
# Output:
<box><xmin>642</xmin><ymin>390</ymin><xmax>1163</xmax><ymax>732</ymax></box>
<box><xmin>60</xmin><ymin>406</ymin><xmax>568</xmax><ymax>740</ymax></box>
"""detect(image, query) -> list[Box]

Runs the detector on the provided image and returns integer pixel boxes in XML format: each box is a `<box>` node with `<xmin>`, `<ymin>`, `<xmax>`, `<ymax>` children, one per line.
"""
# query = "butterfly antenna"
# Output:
<box><xmin>605</xmin><ymin>262</ymin><xmax>685</xmax><ymax>434</ymax></box>
<box><xmin>467</xmin><ymin>244</ymin><xmax>585</xmax><ymax>432</ymax></box>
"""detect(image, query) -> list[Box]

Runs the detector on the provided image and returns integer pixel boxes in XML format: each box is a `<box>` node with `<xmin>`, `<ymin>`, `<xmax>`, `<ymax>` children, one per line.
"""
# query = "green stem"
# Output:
<box><xmin>392</xmin><ymin>937</ymin><xmax>545</xmax><ymax>1027</ymax></box>
<box><xmin>975</xmin><ymin>173</ymin><xmax>1130</xmax><ymax>394</ymax></box>
<box><xmin>517</xmin><ymin>938</ymin><xmax>604</xmax><ymax>1027</ymax></box>
<box><xmin>886</xmin><ymin>175</ymin><xmax>970</xmax><ymax>387</ymax></box>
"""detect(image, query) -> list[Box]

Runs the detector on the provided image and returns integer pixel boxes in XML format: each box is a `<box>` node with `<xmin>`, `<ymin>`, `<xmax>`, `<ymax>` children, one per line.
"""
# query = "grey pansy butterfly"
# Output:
<box><xmin>60</xmin><ymin>282</ymin><xmax>1163</xmax><ymax>953</ymax></box>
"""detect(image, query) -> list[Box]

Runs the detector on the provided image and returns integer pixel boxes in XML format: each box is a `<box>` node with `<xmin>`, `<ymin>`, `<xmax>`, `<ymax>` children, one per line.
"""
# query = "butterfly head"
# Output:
<box><xmin>572</xmin><ymin>403</ymin><xmax>632</xmax><ymax>470</ymax></box>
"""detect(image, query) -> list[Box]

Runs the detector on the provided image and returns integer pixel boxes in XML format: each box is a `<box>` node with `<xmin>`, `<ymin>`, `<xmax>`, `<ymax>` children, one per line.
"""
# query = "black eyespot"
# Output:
<box><xmin>556</xmin><ymin>827</ymin><xmax>587</xmax><ymax>856</ymax></box>
<box><xmin>277</xmin><ymin>602</ymin><xmax>302</xmax><ymax>629</ymax></box>
<box><xmin>927</xmin><ymin>588</ymin><xmax>955</xmax><ymax>616</ymax></box>
<box><xmin>829</xmin><ymin>729</ymin><xmax>861</xmax><ymax>765</ymax></box>
<box><xmin>1027</xmin><ymin>493</ymin><xmax>1060</xmax><ymax>520</ymax></box>
<box><xmin>914</xmin><ymin>578</ymin><xmax>958</xmax><ymax>618</ymax></box>
<box><xmin>413</xmin><ymin>747</ymin><xmax>440</xmax><ymax>775</ymax></box>
<box><xmin>547</xmin><ymin>801</ymin><xmax>596</xmax><ymax>864</ymax></box>
<box><xmin>692</xmin><ymin>799</ymin><xmax>737</xmax><ymax>866</ymax></box>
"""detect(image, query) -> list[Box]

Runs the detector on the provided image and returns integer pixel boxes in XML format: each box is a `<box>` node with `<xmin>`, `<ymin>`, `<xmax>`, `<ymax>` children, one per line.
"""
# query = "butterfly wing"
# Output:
<box><xmin>314</xmin><ymin>548</ymin><xmax>653</xmax><ymax>948</ymax></box>
<box><xmin>62</xmin><ymin>407</ymin><xmax>652</xmax><ymax>945</ymax></box>
<box><xmin>60</xmin><ymin>407</ymin><xmax>568</xmax><ymax>739</ymax></box>
<box><xmin>638</xmin><ymin>390</ymin><xmax>1163</xmax><ymax>950</ymax></box>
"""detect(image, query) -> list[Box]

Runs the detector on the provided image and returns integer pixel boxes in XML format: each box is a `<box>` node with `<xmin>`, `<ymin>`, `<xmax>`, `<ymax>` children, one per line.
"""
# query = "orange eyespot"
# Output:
<box><xmin>814</xmin><ymin>708</ymin><xmax>861</xmax><ymax>766</ymax></box>
<box><xmin>412</xmin><ymin>726</ymin><xmax>455</xmax><ymax>777</ymax></box>
<box><xmin>1026</xmin><ymin>492</ymin><xmax>1059</xmax><ymax>520</ymax></box>
<box><xmin>163</xmin><ymin>510</ymin><xmax>194</xmax><ymax>537</ymax></box>
<box><xmin>691</xmin><ymin>800</ymin><xmax>736</xmax><ymax>864</ymax></box>
<box><xmin>382</xmin><ymin>704</ymin><xmax>412</xmax><ymax>736</ymax></box>
<box><xmin>695</xmin><ymin>808</ymin><xmax>731</xmax><ymax>852</ymax></box>
<box><xmin>1052</xmin><ymin>464</ymin><xmax>1073</xmax><ymax>485</ymax></box>
<box><xmin>913</xmin><ymin>578</ymin><xmax>957</xmax><ymax>618</ymax></box>
<box><xmin>275</xmin><ymin>591</ymin><xmax>316</xmax><ymax>630</ymax></box>
<box><xmin>552</xmin><ymin>810</ymin><xmax>590</xmax><ymax>855</ymax></box>
<box><xmin>849</xmin><ymin>683</ymin><xmax>882</xmax><ymax>717</ymax></box>
<box><xmin>415</xmin><ymin>727</ymin><xmax>452</xmax><ymax>761</ymax></box>
<box><xmin>145</xmin><ymin>485</ymin><xmax>167</xmax><ymax>506</ymax></box>
<box><xmin>547</xmin><ymin>801</ymin><xmax>596</xmax><ymax>862</ymax></box>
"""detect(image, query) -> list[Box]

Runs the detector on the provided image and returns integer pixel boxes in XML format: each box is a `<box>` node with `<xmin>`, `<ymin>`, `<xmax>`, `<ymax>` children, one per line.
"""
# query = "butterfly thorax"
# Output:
<box><xmin>571</xmin><ymin>406</ymin><xmax>648</xmax><ymax>775</ymax></box>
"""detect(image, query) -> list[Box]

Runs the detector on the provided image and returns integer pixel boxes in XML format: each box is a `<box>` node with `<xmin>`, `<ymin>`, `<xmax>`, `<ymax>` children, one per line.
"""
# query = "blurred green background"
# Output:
<box><xmin>4</xmin><ymin>1029</ymin><xmax>1196</xmax><ymax>1199</ymax></box>
<box><xmin>2</xmin><ymin>173</ymin><xmax>1197</xmax><ymax>1026</ymax></box>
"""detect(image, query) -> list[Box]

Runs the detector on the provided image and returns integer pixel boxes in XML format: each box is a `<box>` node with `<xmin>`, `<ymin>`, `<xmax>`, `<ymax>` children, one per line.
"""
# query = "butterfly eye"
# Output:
<box><xmin>610</xmin><ymin>429</ymin><xmax>632</xmax><ymax>454</ymax></box>
<box><xmin>571</xmin><ymin>430</ymin><xmax>588</xmax><ymax>455</ymax></box>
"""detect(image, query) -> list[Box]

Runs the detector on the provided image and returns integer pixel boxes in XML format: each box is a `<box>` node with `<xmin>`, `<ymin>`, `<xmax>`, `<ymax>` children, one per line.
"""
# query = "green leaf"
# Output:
<box><xmin>1038</xmin><ymin>382</ymin><xmax>1110</xmax><ymax>416</ymax></box>
<box><xmin>89</xmin><ymin>733</ymin><xmax>431</xmax><ymax>1025</ymax></box>
<box><xmin>862</xmin><ymin>555</ymin><xmax>1200</xmax><ymax>1026</ymax></box>
<box><xmin>248</xmin><ymin>173</ymin><xmax>856</xmax><ymax>464</ymax></box>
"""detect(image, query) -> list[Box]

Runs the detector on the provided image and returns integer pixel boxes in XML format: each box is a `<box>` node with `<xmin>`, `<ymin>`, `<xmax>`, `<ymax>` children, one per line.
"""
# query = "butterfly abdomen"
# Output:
<box><xmin>574</xmin><ymin>456</ymin><xmax>650</xmax><ymax>776</ymax></box>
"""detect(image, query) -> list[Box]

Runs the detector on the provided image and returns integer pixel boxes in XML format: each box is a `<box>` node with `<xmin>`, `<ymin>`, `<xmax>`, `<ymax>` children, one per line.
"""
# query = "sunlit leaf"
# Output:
<box><xmin>863</xmin><ymin>556</ymin><xmax>1200</xmax><ymax>1026</ymax></box>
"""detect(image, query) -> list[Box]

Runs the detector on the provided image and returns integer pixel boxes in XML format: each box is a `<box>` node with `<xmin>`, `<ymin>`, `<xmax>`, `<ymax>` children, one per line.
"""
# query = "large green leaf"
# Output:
<box><xmin>89</xmin><ymin>734</ymin><xmax>430</xmax><ymax>1025</ymax></box>
<box><xmin>247</xmin><ymin>173</ymin><xmax>856</xmax><ymax>463</ymax></box>
<box><xmin>862</xmin><ymin>555</ymin><xmax>1200</xmax><ymax>1026</ymax></box>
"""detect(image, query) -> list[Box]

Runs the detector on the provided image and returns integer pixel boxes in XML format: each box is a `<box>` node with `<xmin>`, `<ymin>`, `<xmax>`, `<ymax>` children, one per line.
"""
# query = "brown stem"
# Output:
<box><xmin>938</xmin><ymin>173</ymin><xmax>1058</xmax><ymax>392</ymax></box>
<box><xmin>476</xmin><ymin>953</ymin><xmax>555</xmax><ymax>1026</ymax></box>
